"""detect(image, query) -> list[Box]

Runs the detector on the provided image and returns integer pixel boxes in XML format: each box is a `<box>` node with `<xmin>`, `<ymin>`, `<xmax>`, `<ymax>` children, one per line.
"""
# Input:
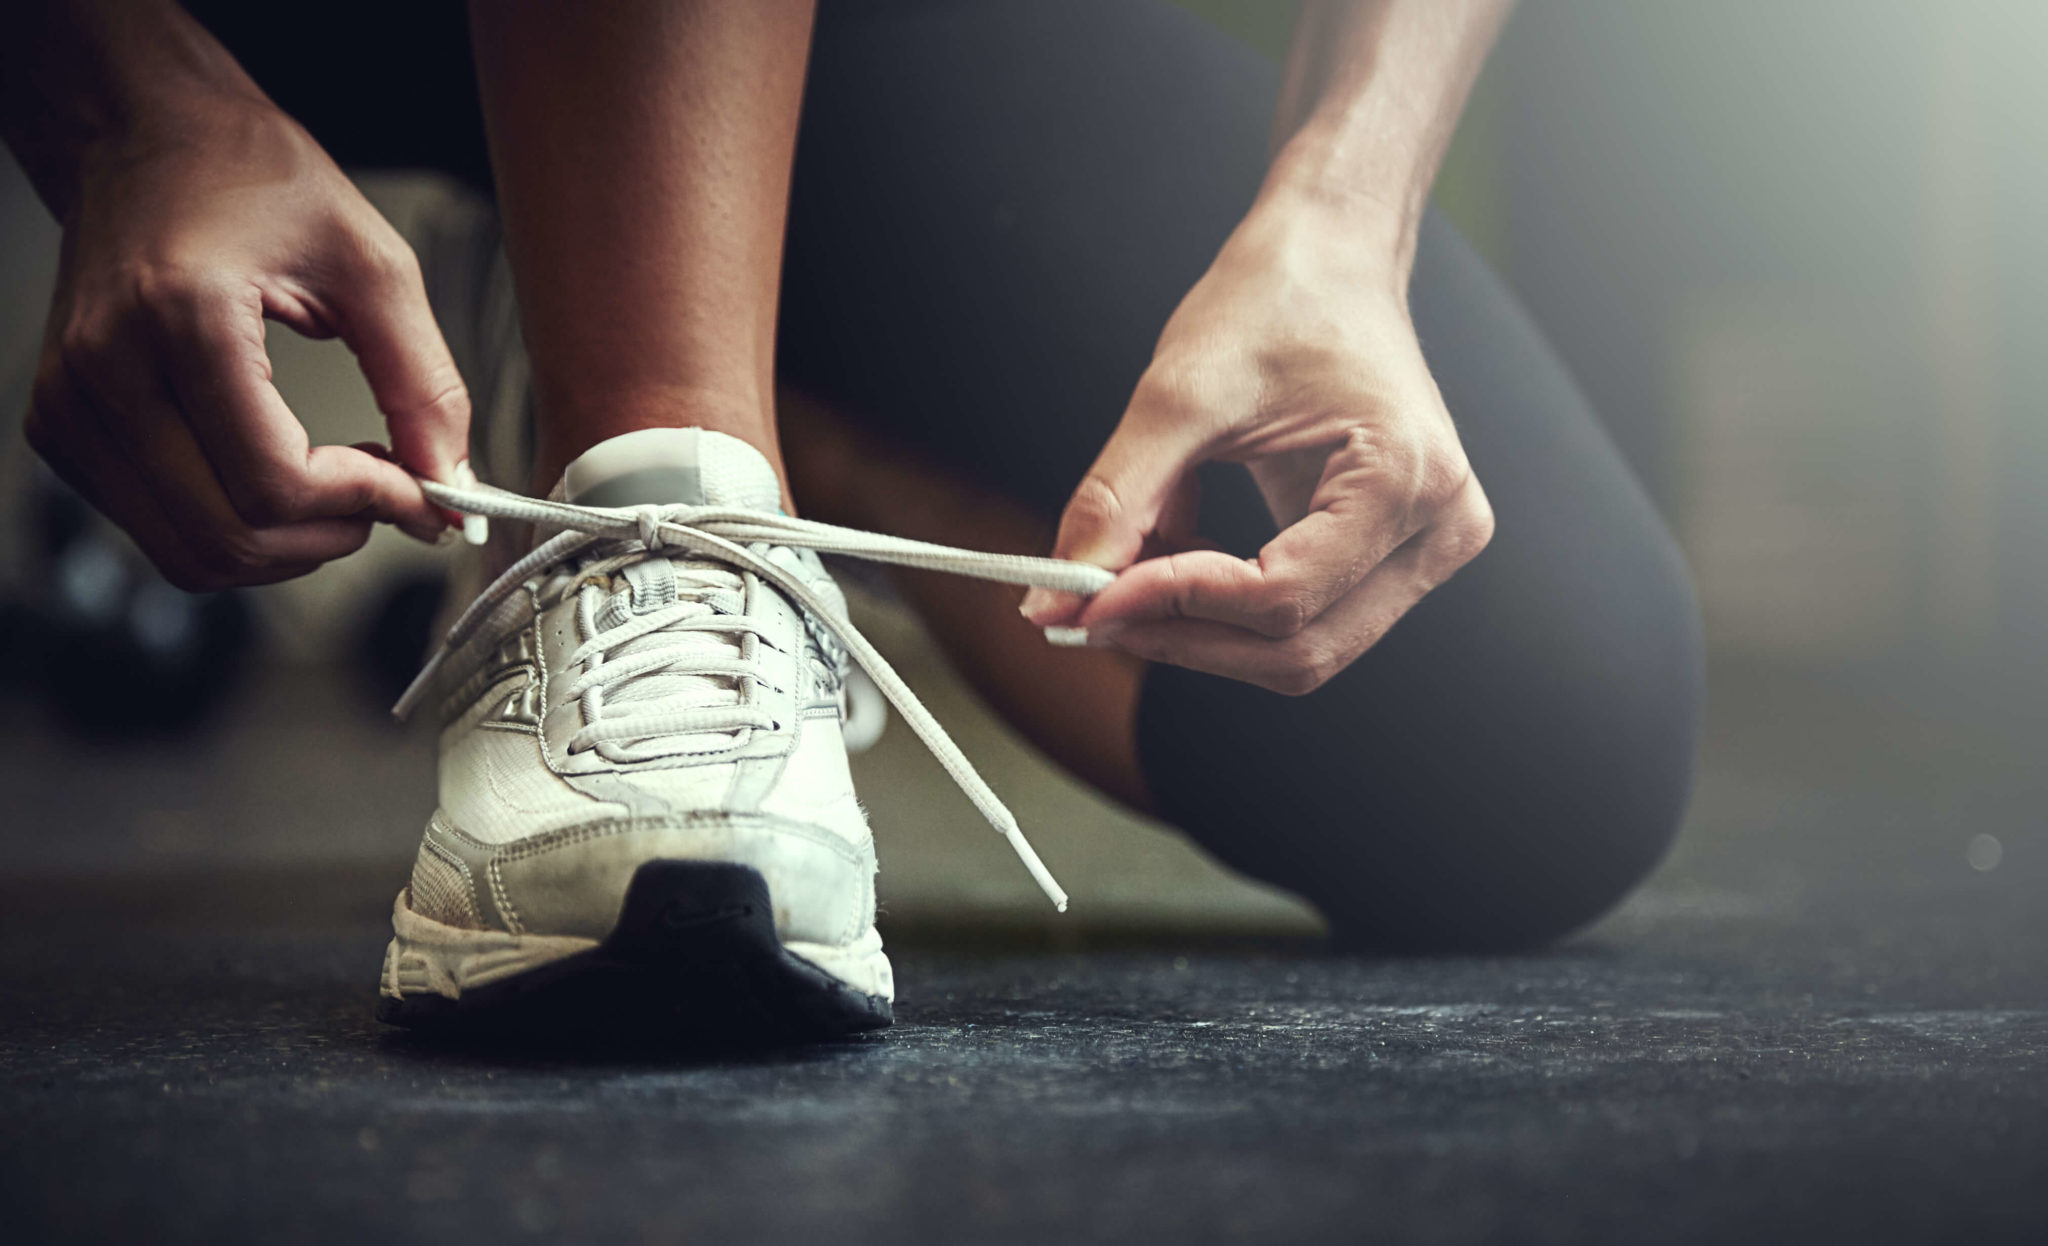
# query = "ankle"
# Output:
<box><xmin>532</xmin><ymin>386</ymin><xmax>786</xmax><ymax>498</ymax></box>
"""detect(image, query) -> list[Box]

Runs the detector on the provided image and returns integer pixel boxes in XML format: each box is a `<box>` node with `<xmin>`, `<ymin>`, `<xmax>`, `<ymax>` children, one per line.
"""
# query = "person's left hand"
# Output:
<box><xmin>1020</xmin><ymin>196</ymin><xmax>1495</xmax><ymax>695</ymax></box>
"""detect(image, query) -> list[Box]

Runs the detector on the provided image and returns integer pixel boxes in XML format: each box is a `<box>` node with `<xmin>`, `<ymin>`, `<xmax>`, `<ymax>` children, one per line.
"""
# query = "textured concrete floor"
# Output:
<box><xmin>2</xmin><ymin>648</ymin><xmax>2045</xmax><ymax>1244</ymax></box>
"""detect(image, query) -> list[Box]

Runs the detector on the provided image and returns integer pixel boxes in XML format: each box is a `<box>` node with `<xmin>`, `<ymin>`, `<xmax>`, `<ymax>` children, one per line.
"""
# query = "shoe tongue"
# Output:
<box><xmin>560</xmin><ymin>427</ymin><xmax>781</xmax><ymax>512</ymax></box>
<box><xmin>558</xmin><ymin>428</ymin><xmax>771</xmax><ymax>620</ymax></box>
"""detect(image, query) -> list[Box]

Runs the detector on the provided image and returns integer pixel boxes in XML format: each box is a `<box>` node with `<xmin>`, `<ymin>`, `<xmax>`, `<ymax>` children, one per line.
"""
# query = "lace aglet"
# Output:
<box><xmin>453</xmin><ymin>462</ymin><xmax>489</xmax><ymax>545</ymax></box>
<box><xmin>391</xmin><ymin>650</ymin><xmax>445</xmax><ymax>722</ymax></box>
<box><xmin>1002</xmin><ymin>824</ymin><xmax>1069</xmax><ymax>912</ymax></box>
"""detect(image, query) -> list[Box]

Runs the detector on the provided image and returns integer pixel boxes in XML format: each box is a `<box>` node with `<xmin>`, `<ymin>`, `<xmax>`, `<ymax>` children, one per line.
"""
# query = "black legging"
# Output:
<box><xmin>192</xmin><ymin>0</ymin><xmax>1703</xmax><ymax>951</ymax></box>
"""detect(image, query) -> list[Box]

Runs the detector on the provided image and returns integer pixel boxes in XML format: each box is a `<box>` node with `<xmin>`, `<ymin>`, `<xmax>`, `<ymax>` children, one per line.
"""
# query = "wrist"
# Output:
<box><xmin>72</xmin><ymin>83</ymin><xmax>278</xmax><ymax>171</ymax></box>
<box><xmin>1255</xmin><ymin>124</ymin><xmax>1430</xmax><ymax>288</ymax></box>
<box><xmin>1230</xmin><ymin>166</ymin><xmax>1418</xmax><ymax>306</ymax></box>
<box><xmin>4</xmin><ymin>0</ymin><xmax>270</xmax><ymax>219</ymax></box>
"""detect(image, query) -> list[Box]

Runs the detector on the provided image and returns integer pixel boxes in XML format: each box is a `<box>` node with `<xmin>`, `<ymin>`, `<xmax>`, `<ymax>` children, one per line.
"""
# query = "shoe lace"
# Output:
<box><xmin>550</xmin><ymin>550</ymin><xmax>773</xmax><ymax>763</ymax></box>
<box><xmin>393</xmin><ymin>480</ymin><xmax>1114</xmax><ymax>912</ymax></box>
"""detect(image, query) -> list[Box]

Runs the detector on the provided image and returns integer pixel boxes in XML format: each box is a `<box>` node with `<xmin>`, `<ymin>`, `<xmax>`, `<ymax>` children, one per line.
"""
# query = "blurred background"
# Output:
<box><xmin>0</xmin><ymin>0</ymin><xmax>2041</xmax><ymax>938</ymax></box>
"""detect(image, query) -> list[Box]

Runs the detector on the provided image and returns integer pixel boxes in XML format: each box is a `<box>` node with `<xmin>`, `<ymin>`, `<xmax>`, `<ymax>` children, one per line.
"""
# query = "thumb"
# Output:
<box><xmin>328</xmin><ymin>240</ymin><xmax>473</xmax><ymax>486</ymax></box>
<box><xmin>1022</xmin><ymin>413</ymin><xmax>1201</xmax><ymax>625</ymax></box>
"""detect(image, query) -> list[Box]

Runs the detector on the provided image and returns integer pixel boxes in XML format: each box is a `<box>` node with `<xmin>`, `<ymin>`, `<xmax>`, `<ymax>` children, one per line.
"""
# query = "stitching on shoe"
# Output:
<box><xmin>492</xmin><ymin>810</ymin><xmax>869</xmax><ymax>870</ymax></box>
<box><xmin>489</xmin><ymin>854</ymin><xmax>522</xmax><ymax>935</ymax></box>
<box><xmin>429</xmin><ymin>813</ymin><xmax>494</xmax><ymax>852</ymax></box>
<box><xmin>482</xmin><ymin>732</ymin><xmax>578</xmax><ymax>816</ymax></box>
<box><xmin>426</xmin><ymin>815</ymin><xmax>514</xmax><ymax>934</ymax></box>
<box><xmin>532</xmin><ymin>589</ymin><xmax>567</xmax><ymax>780</ymax></box>
<box><xmin>419</xmin><ymin>838</ymin><xmax>483</xmax><ymax>930</ymax></box>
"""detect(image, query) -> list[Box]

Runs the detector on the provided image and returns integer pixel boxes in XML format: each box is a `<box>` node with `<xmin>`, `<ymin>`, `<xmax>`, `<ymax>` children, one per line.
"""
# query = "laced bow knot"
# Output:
<box><xmin>633</xmin><ymin>505</ymin><xmax>669</xmax><ymax>551</ymax></box>
<box><xmin>395</xmin><ymin>477</ymin><xmax>1117</xmax><ymax>912</ymax></box>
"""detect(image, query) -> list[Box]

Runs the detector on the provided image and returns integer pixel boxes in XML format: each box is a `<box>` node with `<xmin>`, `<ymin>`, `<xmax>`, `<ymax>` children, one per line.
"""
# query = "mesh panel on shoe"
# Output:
<box><xmin>410</xmin><ymin>843</ymin><xmax>481</xmax><ymax>929</ymax></box>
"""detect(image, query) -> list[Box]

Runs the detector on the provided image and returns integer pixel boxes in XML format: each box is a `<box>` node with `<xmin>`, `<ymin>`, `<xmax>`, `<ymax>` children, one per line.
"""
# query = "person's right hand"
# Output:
<box><xmin>25</xmin><ymin>92</ymin><xmax>471</xmax><ymax>591</ymax></box>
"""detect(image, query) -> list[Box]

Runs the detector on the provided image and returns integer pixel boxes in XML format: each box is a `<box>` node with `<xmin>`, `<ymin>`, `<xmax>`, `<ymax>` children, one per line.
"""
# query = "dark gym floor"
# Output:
<box><xmin>2</xmin><ymin>657</ymin><xmax>2044</xmax><ymax>1244</ymax></box>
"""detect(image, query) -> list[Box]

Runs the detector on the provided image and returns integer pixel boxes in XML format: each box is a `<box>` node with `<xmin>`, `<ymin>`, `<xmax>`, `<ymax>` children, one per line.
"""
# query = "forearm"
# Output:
<box><xmin>468</xmin><ymin>0</ymin><xmax>815</xmax><ymax>486</ymax></box>
<box><xmin>0</xmin><ymin>0</ymin><xmax>264</xmax><ymax>219</ymax></box>
<box><xmin>1265</xmin><ymin>0</ymin><xmax>1514</xmax><ymax>282</ymax></box>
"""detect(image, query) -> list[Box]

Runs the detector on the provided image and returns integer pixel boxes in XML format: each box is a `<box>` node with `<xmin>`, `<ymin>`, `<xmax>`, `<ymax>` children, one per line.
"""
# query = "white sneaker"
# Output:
<box><xmin>376</xmin><ymin>427</ymin><xmax>1105</xmax><ymax>1040</ymax></box>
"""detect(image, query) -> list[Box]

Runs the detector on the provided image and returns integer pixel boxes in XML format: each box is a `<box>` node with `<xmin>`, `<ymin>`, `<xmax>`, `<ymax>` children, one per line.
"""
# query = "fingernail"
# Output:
<box><xmin>1045</xmin><ymin>622</ymin><xmax>1124</xmax><ymax>649</ymax></box>
<box><xmin>1019</xmin><ymin>588</ymin><xmax>1053</xmax><ymax>622</ymax></box>
<box><xmin>453</xmin><ymin>460</ymin><xmax>489</xmax><ymax>545</ymax></box>
<box><xmin>1083</xmin><ymin>622</ymin><xmax>1125</xmax><ymax>648</ymax></box>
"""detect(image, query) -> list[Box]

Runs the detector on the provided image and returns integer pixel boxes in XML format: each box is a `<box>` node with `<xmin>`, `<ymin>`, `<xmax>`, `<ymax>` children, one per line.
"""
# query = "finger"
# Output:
<box><xmin>152</xmin><ymin>283</ymin><xmax>445</xmax><ymax>539</ymax></box>
<box><xmin>1079</xmin><ymin>429</ymin><xmax>1455</xmax><ymax>638</ymax></box>
<box><xmin>321</xmin><ymin>227</ymin><xmax>472</xmax><ymax>484</ymax></box>
<box><xmin>1022</xmin><ymin>478</ymin><xmax>1212</xmax><ymax>629</ymax></box>
<box><xmin>1020</xmin><ymin>401</ymin><xmax>1204</xmax><ymax>626</ymax></box>
<box><xmin>1154</xmin><ymin>467</ymin><xmax>1202</xmax><ymax>544</ymax></box>
<box><xmin>30</xmin><ymin>380</ymin><xmax>344</xmax><ymax>589</ymax></box>
<box><xmin>67</xmin><ymin>356</ymin><xmax>380</xmax><ymax>581</ymax></box>
<box><xmin>26</xmin><ymin>386</ymin><xmax>212</xmax><ymax>590</ymax></box>
<box><xmin>1090</xmin><ymin>537</ymin><xmax>1445</xmax><ymax>696</ymax></box>
<box><xmin>1091</xmin><ymin>490</ymin><xmax>1493</xmax><ymax>693</ymax></box>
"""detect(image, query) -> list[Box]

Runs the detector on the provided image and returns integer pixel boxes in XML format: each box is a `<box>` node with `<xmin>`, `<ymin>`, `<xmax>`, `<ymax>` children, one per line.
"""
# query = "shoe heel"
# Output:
<box><xmin>379</xmin><ymin>860</ymin><xmax>891</xmax><ymax>1042</ymax></box>
<box><xmin>608</xmin><ymin>861</ymin><xmax>777</xmax><ymax>967</ymax></box>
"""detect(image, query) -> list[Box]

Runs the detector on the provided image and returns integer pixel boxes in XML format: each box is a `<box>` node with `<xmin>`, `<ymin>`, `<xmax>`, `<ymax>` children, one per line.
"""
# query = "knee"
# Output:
<box><xmin>1317</xmin><ymin>728</ymin><xmax>1698</xmax><ymax>954</ymax></box>
<box><xmin>1143</xmin><ymin>550</ymin><xmax>1704</xmax><ymax>954</ymax></box>
<box><xmin>1325</xmin><ymin>686</ymin><xmax>1698</xmax><ymax>952</ymax></box>
<box><xmin>1325</xmin><ymin>597</ymin><xmax>1702</xmax><ymax>952</ymax></box>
